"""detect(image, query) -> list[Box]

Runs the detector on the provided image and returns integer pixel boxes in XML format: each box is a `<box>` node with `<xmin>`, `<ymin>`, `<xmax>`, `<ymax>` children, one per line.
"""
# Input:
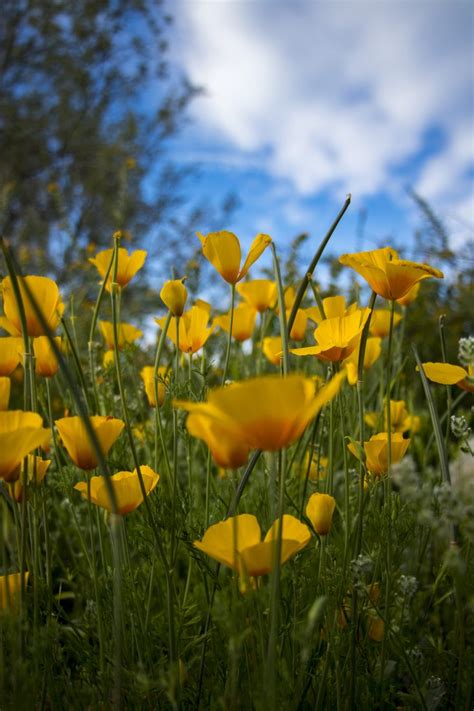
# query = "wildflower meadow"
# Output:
<box><xmin>0</xmin><ymin>200</ymin><xmax>473</xmax><ymax>709</ymax></box>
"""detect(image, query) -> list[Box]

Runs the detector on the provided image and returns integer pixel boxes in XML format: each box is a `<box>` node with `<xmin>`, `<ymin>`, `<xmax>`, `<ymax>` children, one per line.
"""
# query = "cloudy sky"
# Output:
<box><xmin>169</xmin><ymin>0</ymin><xmax>473</xmax><ymax>261</ymax></box>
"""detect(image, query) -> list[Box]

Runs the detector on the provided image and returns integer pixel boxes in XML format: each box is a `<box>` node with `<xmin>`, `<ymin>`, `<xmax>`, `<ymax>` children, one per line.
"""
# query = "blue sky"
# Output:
<box><xmin>167</xmin><ymin>0</ymin><xmax>473</xmax><ymax>274</ymax></box>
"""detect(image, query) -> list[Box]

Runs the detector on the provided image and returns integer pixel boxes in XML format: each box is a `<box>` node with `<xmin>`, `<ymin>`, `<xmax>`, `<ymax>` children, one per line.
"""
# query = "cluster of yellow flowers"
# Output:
<box><xmin>3</xmin><ymin>227</ymin><xmax>466</xmax><ymax>609</ymax></box>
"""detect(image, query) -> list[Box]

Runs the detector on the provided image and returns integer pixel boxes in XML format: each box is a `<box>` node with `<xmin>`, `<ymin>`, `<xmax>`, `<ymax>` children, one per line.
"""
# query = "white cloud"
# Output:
<box><xmin>173</xmin><ymin>0</ymin><xmax>473</xmax><ymax>217</ymax></box>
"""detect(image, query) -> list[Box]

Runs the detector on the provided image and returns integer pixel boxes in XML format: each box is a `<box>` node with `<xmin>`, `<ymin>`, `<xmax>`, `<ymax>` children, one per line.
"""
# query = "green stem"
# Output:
<box><xmin>271</xmin><ymin>243</ymin><xmax>289</xmax><ymax>375</ymax></box>
<box><xmin>287</xmin><ymin>194</ymin><xmax>351</xmax><ymax>335</ymax></box>
<box><xmin>221</xmin><ymin>284</ymin><xmax>235</xmax><ymax>385</ymax></box>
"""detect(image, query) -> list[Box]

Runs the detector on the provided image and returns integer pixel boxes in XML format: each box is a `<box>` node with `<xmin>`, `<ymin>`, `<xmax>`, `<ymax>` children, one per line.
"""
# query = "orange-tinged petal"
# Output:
<box><xmin>193</xmin><ymin>514</ymin><xmax>261</xmax><ymax>570</ymax></box>
<box><xmin>74</xmin><ymin>466</ymin><xmax>159</xmax><ymax>514</ymax></box>
<box><xmin>288</xmin><ymin>309</ymin><xmax>308</xmax><ymax>341</ymax></box>
<box><xmin>33</xmin><ymin>336</ymin><xmax>61</xmax><ymax>377</ymax></box>
<box><xmin>420</xmin><ymin>362</ymin><xmax>468</xmax><ymax>385</ymax></box>
<box><xmin>306</xmin><ymin>493</ymin><xmax>336</xmax><ymax>535</ymax></box>
<box><xmin>186</xmin><ymin>410</ymin><xmax>250</xmax><ymax>469</ymax></box>
<box><xmin>140</xmin><ymin>366</ymin><xmax>168</xmax><ymax>407</ymax></box>
<box><xmin>89</xmin><ymin>248</ymin><xmax>147</xmax><ymax>291</ymax></box>
<box><xmin>238</xmin><ymin>233</ymin><xmax>272</xmax><ymax>281</ymax></box>
<box><xmin>236</xmin><ymin>279</ymin><xmax>277</xmax><ymax>312</ymax></box>
<box><xmin>339</xmin><ymin>247</ymin><xmax>443</xmax><ymax>300</ymax></box>
<box><xmin>99</xmin><ymin>321</ymin><xmax>142</xmax><ymax>350</ymax></box>
<box><xmin>1</xmin><ymin>276</ymin><xmax>64</xmax><ymax>337</ymax></box>
<box><xmin>0</xmin><ymin>411</ymin><xmax>50</xmax><ymax>481</ymax></box>
<box><xmin>0</xmin><ymin>316</ymin><xmax>21</xmax><ymax>336</ymax></box>
<box><xmin>160</xmin><ymin>279</ymin><xmax>188</xmax><ymax>316</ymax></box>
<box><xmin>0</xmin><ymin>337</ymin><xmax>23</xmax><ymax>376</ymax></box>
<box><xmin>262</xmin><ymin>336</ymin><xmax>283</xmax><ymax>366</ymax></box>
<box><xmin>264</xmin><ymin>514</ymin><xmax>311</xmax><ymax>561</ymax></box>
<box><xmin>214</xmin><ymin>304</ymin><xmax>257</xmax><ymax>342</ymax></box>
<box><xmin>197</xmin><ymin>231</ymin><xmax>241</xmax><ymax>284</ymax></box>
<box><xmin>396</xmin><ymin>282</ymin><xmax>420</xmax><ymax>306</ymax></box>
<box><xmin>55</xmin><ymin>415</ymin><xmax>124</xmax><ymax>470</ymax></box>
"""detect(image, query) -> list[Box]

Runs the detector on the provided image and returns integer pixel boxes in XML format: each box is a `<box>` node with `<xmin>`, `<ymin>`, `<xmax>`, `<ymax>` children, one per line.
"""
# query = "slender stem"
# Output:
<box><xmin>222</xmin><ymin>284</ymin><xmax>235</xmax><ymax>384</ymax></box>
<box><xmin>271</xmin><ymin>243</ymin><xmax>289</xmax><ymax>375</ymax></box>
<box><xmin>153</xmin><ymin>312</ymin><xmax>172</xmax><ymax>481</ymax></box>
<box><xmin>287</xmin><ymin>194</ymin><xmax>351</xmax><ymax>335</ymax></box>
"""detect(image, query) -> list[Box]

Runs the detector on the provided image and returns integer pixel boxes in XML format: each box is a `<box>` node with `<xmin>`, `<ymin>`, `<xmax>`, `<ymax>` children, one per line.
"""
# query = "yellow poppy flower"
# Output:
<box><xmin>140</xmin><ymin>366</ymin><xmax>169</xmax><ymax>407</ymax></box>
<box><xmin>262</xmin><ymin>336</ymin><xmax>283</xmax><ymax>366</ymax></box>
<box><xmin>156</xmin><ymin>303</ymin><xmax>213</xmax><ymax>354</ymax></box>
<box><xmin>193</xmin><ymin>513</ymin><xmax>310</xmax><ymax>578</ymax></box>
<box><xmin>214</xmin><ymin>304</ymin><xmax>257</xmax><ymax>342</ymax></box>
<box><xmin>290</xmin><ymin>309</ymin><xmax>371</xmax><ymax>362</ymax></box>
<box><xmin>299</xmin><ymin>451</ymin><xmax>328</xmax><ymax>481</ymax></box>
<box><xmin>0</xmin><ymin>337</ymin><xmax>23</xmax><ymax>376</ymax></box>
<box><xmin>347</xmin><ymin>432</ymin><xmax>410</xmax><ymax>477</ymax></box>
<box><xmin>396</xmin><ymin>282</ymin><xmax>420</xmax><ymax>307</ymax></box>
<box><xmin>74</xmin><ymin>466</ymin><xmax>159</xmax><ymax>515</ymax></box>
<box><xmin>174</xmin><ymin>371</ymin><xmax>346</xmax><ymax>465</ymax></box>
<box><xmin>160</xmin><ymin>279</ymin><xmax>188</xmax><ymax>317</ymax></box>
<box><xmin>0</xmin><ymin>411</ymin><xmax>51</xmax><ymax>482</ymax></box>
<box><xmin>0</xmin><ymin>572</ymin><xmax>29</xmax><ymax>611</ymax></box>
<box><xmin>306</xmin><ymin>295</ymin><xmax>358</xmax><ymax>325</ymax></box>
<box><xmin>236</xmin><ymin>280</ymin><xmax>277</xmax><ymax>313</ymax></box>
<box><xmin>306</xmin><ymin>492</ymin><xmax>336</xmax><ymax>535</ymax></box>
<box><xmin>0</xmin><ymin>316</ymin><xmax>21</xmax><ymax>336</ymax></box>
<box><xmin>33</xmin><ymin>336</ymin><xmax>61</xmax><ymax>378</ymax></box>
<box><xmin>99</xmin><ymin>321</ymin><xmax>143</xmax><ymax>350</ymax></box>
<box><xmin>338</xmin><ymin>247</ymin><xmax>443</xmax><ymax>300</ymax></box>
<box><xmin>343</xmin><ymin>337</ymin><xmax>382</xmax><ymax>385</ymax></box>
<box><xmin>55</xmin><ymin>415</ymin><xmax>124</xmax><ymax>470</ymax></box>
<box><xmin>365</xmin><ymin>400</ymin><xmax>419</xmax><ymax>433</ymax></box>
<box><xmin>287</xmin><ymin>309</ymin><xmax>308</xmax><ymax>341</ymax></box>
<box><xmin>367</xmin><ymin>615</ymin><xmax>385</xmax><ymax>642</ymax></box>
<box><xmin>369</xmin><ymin>309</ymin><xmax>402</xmax><ymax>338</ymax></box>
<box><xmin>197</xmin><ymin>230</ymin><xmax>272</xmax><ymax>285</ymax></box>
<box><xmin>186</xmin><ymin>411</ymin><xmax>250</xmax><ymax>469</ymax></box>
<box><xmin>9</xmin><ymin>455</ymin><xmax>51</xmax><ymax>502</ymax></box>
<box><xmin>1</xmin><ymin>276</ymin><xmax>64</xmax><ymax>337</ymax></box>
<box><xmin>419</xmin><ymin>362</ymin><xmax>474</xmax><ymax>392</ymax></box>
<box><xmin>89</xmin><ymin>247</ymin><xmax>147</xmax><ymax>291</ymax></box>
<box><xmin>0</xmin><ymin>377</ymin><xmax>10</xmax><ymax>410</ymax></box>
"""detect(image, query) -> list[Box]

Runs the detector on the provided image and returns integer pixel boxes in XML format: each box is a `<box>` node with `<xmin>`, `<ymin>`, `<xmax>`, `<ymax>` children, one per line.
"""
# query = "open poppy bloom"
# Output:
<box><xmin>33</xmin><ymin>336</ymin><xmax>61</xmax><ymax>377</ymax></box>
<box><xmin>160</xmin><ymin>279</ymin><xmax>188</xmax><ymax>317</ymax></box>
<box><xmin>0</xmin><ymin>377</ymin><xmax>10</xmax><ymax>410</ymax></box>
<box><xmin>236</xmin><ymin>279</ymin><xmax>277</xmax><ymax>313</ymax></box>
<box><xmin>339</xmin><ymin>247</ymin><xmax>443</xmax><ymax>301</ymax></box>
<box><xmin>156</xmin><ymin>303</ymin><xmax>213</xmax><ymax>354</ymax></box>
<box><xmin>306</xmin><ymin>493</ymin><xmax>336</xmax><ymax>535</ymax></box>
<box><xmin>197</xmin><ymin>230</ymin><xmax>271</xmax><ymax>285</ymax></box>
<box><xmin>99</xmin><ymin>321</ymin><xmax>143</xmax><ymax>350</ymax></box>
<box><xmin>369</xmin><ymin>309</ymin><xmax>402</xmax><ymax>338</ymax></box>
<box><xmin>306</xmin><ymin>295</ymin><xmax>358</xmax><ymax>325</ymax></box>
<box><xmin>174</xmin><ymin>371</ymin><xmax>346</xmax><ymax>468</ymax></box>
<box><xmin>55</xmin><ymin>415</ymin><xmax>124</xmax><ymax>470</ymax></box>
<box><xmin>262</xmin><ymin>336</ymin><xmax>283</xmax><ymax>366</ymax></box>
<box><xmin>343</xmin><ymin>337</ymin><xmax>382</xmax><ymax>385</ymax></box>
<box><xmin>1</xmin><ymin>276</ymin><xmax>64</xmax><ymax>337</ymax></box>
<box><xmin>290</xmin><ymin>309</ymin><xmax>371</xmax><ymax>362</ymax></box>
<box><xmin>365</xmin><ymin>399</ymin><xmax>420</xmax><ymax>433</ymax></box>
<box><xmin>194</xmin><ymin>513</ymin><xmax>310</xmax><ymax>579</ymax></box>
<box><xmin>0</xmin><ymin>572</ymin><xmax>29</xmax><ymax>611</ymax></box>
<box><xmin>89</xmin><ymin>247</ymin><xmax>147</xmax><ymax>291</ymax></box>
<box><xmin>74</xmin><ymin>466</ymin><xmax>159</xmax><ymax>515</ymax></box>
<box><xmin>0</xmin><ymin>411</ymin><xmax>51</xmax><ymax>482</ymax></box>
<box><xmin>140</xmin><ymin>366</ymin><xmax>169</xmax><ymax>407</ymax></box>
<box><xmin>419</xmin><ymin>362</ymin><xmax>474</xmax><ymax>393</ymax></box>
<box><xmin>0</xmin><ymin>337</ymin><xmax>23</xmax><ymax>375</ymax></box>
<box><xmin>347</xmin><ymin>432</ymin><xmax>410</xmax><ymax>477</ymax></box>
<box><xmin>9</xmin><ymin>455</ymin><xmax>51</xmax><ymax>502</ymax></box>
<box><xmin>214</xmin><ymin>304</ymin><xmax>257</xmax><ymax>342</ymax></box>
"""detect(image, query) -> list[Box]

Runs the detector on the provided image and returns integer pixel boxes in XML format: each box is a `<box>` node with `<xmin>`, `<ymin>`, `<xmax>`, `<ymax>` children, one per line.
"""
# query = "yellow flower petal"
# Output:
<box><xmin>306</xmin><ymin>493</ymin><xmax>336</xmax><ymax>535</ymax></box>
<box><xmin>197</xmin><ymin>231</ymin><xmax>241</xmax><ymax>284</ymax></box>
<box><xmin>0</xmin><ymin>411</ymin><xmax>51</xmax><ymax>482</ymax></box>
<box><xmin>1</xmin><ymin>276</ymin><xmax>64</xmax><ymax>337</ymax></box>
<box><xmin>419</xmin><ymin>362</ymin><xmax>468</xmax><ymax>385</ymax></box>
<box><xmin>55</xmin><ymin>416</ymin><xmax>124</xmax><ymax>470</ymax></box>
